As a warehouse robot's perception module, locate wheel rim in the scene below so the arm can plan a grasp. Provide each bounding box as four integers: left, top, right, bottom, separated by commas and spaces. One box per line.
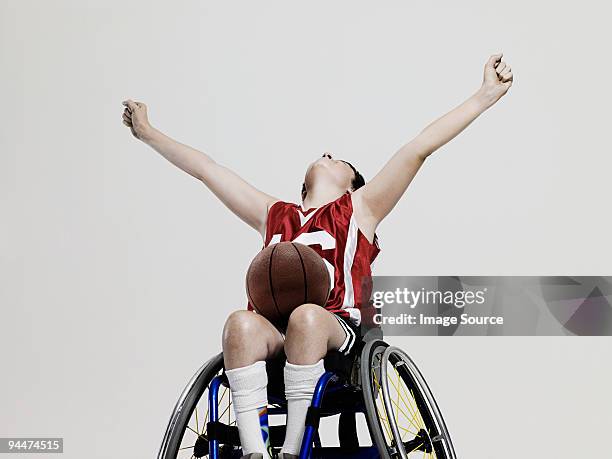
371, 346, 397, 452
380, 347, 431, 458
380, 346, 455, 459
361, 341, 455, 459
361, 340, 397, 458
158, 353, 231, 459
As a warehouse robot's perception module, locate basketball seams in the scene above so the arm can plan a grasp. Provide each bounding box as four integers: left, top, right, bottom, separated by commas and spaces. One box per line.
267, 243, 285, 323
291, 242, 308, 306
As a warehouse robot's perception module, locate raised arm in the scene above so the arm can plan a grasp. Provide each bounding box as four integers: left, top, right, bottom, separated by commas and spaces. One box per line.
122, 100, 278, 237
353, 53, 513, 239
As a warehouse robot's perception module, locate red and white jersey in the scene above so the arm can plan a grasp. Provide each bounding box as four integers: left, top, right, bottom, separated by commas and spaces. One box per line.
247, 192, 380, 326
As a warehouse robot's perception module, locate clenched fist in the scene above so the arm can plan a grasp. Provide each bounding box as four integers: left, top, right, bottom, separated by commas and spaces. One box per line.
480, 53, 513, 107
122, 99, 152, 141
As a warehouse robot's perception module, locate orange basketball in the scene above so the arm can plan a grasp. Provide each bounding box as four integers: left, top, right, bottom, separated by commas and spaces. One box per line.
246, 242, 331, 328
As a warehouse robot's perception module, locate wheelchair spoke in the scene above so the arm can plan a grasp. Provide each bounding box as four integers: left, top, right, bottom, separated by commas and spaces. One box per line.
396, 369, 420, 421
200, 402, 209, 435
395, 370, 424, 430
386, 384, 420, 433
219, 400, 232, 420
402, 386, 436, 457
399, 372, 428, 435
219, 387, 228, 405
389, 398, 420, 436
376, 403, 394, 441
387, 368, 423, 434
389, 381, 421, 432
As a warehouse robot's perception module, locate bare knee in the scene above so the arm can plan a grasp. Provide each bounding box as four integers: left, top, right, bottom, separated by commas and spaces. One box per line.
222, 310, 283, 369
222, 310, 260, 349
284, 304, 332, 365
286, 303, 325, 335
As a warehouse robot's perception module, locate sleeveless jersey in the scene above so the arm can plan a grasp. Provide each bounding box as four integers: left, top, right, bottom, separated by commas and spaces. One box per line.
247, 192, 380, 326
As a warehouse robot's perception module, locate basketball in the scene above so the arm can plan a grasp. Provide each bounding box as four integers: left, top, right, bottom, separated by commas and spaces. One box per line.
246, 242, 331, 328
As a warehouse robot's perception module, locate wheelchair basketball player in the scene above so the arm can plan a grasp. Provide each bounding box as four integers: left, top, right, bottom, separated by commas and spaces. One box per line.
122, 54, 513, 458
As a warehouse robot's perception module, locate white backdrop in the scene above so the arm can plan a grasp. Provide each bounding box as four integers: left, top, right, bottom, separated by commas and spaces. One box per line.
1, 1, 611, 458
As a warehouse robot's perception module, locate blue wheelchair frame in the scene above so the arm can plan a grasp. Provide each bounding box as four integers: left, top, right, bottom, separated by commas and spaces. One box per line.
208, 370, 375, 459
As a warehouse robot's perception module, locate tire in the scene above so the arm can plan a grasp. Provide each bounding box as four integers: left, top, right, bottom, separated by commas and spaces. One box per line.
361, 342, 456, 459
158, 352, 225, 459
361, 339, 393, 458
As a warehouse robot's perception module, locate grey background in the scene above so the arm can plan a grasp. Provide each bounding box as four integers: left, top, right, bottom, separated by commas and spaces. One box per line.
1, 1, 611, 458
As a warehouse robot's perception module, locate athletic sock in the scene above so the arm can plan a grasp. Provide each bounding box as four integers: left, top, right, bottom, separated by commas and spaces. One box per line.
225, 361, 271, 458
281, 359, 325, 456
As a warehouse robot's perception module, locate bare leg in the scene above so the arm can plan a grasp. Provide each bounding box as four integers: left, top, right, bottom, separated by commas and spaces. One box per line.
222, 310, 284, 369
281, 304, 349, 455
284, 304, 347, 364
222, 310, 284, 458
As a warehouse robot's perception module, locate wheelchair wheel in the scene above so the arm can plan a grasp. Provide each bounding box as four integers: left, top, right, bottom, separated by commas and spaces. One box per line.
361, 341, 456, 459
158, 352, 236, 459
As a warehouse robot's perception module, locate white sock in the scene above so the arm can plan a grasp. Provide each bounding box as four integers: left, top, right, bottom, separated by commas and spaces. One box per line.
281, 359, 325, 456
225, 361, 271, 458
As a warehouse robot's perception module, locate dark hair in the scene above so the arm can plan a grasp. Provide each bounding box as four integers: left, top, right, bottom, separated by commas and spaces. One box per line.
343, 160, 366, 192
301, 160, 365, 201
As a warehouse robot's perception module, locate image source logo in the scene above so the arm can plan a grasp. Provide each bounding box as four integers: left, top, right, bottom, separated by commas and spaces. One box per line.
360, 276, 612, 336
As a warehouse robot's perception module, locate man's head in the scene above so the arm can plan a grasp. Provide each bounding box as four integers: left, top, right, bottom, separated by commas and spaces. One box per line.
301, 152, 365, 201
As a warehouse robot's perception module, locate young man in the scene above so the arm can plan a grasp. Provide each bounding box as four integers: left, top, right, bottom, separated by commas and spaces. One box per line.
122, 53, 513, 458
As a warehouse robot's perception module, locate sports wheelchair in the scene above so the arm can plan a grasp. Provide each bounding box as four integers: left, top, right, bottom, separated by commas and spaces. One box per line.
158, 328, 456, 459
